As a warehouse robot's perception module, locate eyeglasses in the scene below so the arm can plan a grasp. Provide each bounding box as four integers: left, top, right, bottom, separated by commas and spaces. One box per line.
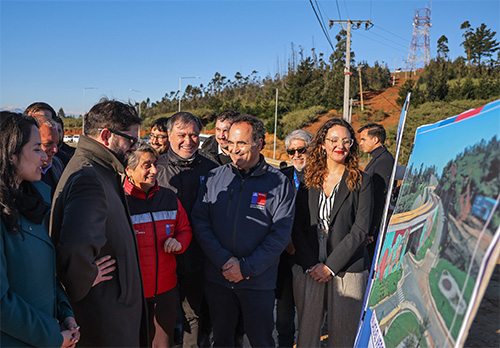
325, 137, 353, 148
286, 147, 307, 156
149, 133, 168, 141
108, 129, 138, 147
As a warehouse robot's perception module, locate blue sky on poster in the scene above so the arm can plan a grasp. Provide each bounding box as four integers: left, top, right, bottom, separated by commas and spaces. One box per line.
408, 105, 500, 175
1, 0, 499, 115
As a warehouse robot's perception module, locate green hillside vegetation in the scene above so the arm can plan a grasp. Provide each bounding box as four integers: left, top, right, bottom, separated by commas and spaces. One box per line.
64, 22, 499, 162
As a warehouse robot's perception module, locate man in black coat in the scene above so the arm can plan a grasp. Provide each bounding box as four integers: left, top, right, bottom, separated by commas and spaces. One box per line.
358, 123, 395, 261
50, 99, 147, 347
156, 112, 217, 347
200, 110, 239, 165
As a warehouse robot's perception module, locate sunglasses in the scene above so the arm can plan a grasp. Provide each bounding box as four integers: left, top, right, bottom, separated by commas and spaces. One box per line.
286, 147, 307, 156
108, 129, 138, 147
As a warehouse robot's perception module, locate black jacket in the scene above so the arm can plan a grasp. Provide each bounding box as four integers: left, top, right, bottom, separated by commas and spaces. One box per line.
364, 146, 394, 238
156, 148, 218, 275
200, 135, 232, 165
292, 170, 373, 274
50, 135, 147, 348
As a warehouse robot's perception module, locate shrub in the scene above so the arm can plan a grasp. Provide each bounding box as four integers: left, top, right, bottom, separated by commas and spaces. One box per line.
281, 105, 327, 135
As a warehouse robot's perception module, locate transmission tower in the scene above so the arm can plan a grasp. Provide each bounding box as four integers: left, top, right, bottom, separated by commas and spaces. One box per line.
407, 8, 431, 73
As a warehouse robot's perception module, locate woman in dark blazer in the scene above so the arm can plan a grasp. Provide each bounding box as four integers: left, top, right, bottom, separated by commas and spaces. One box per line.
0, 112, 80, 347
292, 118, 373, 347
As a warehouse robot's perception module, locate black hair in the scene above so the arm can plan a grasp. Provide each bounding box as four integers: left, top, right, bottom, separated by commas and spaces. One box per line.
150, 117, 169, 133
231, 114, 266, 148
84, 98, 142, 137
358, 123, 386, 144
0, 112, 39, 233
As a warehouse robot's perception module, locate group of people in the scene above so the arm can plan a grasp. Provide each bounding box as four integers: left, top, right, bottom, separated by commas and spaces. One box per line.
0, 98, 395, 348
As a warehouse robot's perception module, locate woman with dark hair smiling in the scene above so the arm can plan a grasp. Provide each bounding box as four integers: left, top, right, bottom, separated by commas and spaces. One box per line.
0, 112, 80, 347
292, 118, 373, 347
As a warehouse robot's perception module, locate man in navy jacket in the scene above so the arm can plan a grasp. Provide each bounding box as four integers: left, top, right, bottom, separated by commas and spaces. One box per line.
192, 114, 295, 348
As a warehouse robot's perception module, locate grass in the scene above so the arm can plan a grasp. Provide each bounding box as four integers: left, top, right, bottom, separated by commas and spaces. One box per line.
428, 258, 476, 339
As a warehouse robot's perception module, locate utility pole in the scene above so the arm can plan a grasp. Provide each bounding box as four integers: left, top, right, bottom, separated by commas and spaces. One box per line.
357, 64, 365, 111
329, 19, 372, 121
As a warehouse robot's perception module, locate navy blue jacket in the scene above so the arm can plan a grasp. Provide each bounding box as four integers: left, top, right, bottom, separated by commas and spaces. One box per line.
191, 156, 296, 290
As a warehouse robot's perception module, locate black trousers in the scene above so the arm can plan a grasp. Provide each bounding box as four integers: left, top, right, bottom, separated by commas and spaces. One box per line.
146, 288, 176, 347
205, 281, 275, 348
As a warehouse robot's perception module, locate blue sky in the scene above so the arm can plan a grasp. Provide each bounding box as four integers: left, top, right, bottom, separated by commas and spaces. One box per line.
1, 0, 499, 115
408, 102, 500, 175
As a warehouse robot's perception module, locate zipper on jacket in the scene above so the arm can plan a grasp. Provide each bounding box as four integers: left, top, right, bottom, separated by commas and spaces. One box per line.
226, 189, 234, 218
232, 180, 245, 255
149, 209, 159, 296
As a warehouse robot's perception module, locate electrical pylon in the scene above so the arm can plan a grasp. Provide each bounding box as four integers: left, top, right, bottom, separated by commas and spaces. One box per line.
407, 8, 431, 73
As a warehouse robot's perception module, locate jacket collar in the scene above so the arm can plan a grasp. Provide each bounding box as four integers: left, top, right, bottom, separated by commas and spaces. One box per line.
230, 154, 268, 178
76, 135, 125, 174
124, 177, 159, 199
309, 170, 350, 227
166, 147, 200, 168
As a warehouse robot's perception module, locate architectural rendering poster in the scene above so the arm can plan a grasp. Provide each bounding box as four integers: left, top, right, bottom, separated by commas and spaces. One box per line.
355, 99, 500, 348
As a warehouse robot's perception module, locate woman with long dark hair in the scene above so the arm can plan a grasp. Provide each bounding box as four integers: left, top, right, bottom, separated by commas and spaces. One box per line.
292, 118, 373, 347
0, 112, 80, 347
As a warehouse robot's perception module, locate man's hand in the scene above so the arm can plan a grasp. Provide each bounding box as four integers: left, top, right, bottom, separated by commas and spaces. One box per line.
222, 257, 248, 283
164, 237, 182, 253
309, 263, 333, 283
285, 239, 295, 255
60, 317, 80, 348
92, 255, 116, 287
366, 235, 374, 245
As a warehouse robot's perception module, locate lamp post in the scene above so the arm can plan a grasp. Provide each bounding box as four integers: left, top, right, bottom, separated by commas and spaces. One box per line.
273, 88, 278, 160
82, 87, 97, 135
130, 89, 142, 117
178, 76, 200, 112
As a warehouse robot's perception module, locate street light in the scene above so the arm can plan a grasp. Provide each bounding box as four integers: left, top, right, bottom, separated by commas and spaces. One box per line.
130, 89, 142, 118
82, 87, 97, 135
178, 76, 200, 112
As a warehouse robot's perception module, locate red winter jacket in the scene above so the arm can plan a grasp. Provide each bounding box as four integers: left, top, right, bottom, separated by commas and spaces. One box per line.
124, 179, 192, 298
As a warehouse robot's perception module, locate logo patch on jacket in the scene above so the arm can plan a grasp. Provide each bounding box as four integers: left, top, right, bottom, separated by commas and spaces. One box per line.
250, 192, 267, 210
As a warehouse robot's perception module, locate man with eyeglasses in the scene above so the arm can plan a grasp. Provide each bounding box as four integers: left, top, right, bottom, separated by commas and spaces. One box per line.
358, 123, 395, 261
200, 110, 239, 165
50, 98, 147, 347
149, 117, 170, 155
156, 112, 218, 348
274, 129, 313, 347
192, 114, 295, 348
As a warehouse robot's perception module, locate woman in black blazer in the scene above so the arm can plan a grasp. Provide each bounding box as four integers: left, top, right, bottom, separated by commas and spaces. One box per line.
292, 118, 373, 347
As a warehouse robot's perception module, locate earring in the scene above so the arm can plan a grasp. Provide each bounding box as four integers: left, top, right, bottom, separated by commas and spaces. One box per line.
322, 149, 326, 156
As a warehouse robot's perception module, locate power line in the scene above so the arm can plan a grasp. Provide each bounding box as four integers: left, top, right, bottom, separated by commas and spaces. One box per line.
342, 0, 350, 19
309, 0, 335, 51
352, 30, 409, 55
373, 24, 409, 43
361, 29, 409, 50
335, 0, 342, 20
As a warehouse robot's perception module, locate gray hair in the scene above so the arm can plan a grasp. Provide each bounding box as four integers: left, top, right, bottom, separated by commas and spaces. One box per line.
167, 112, 202, 134
126, 142, 159, 170
284, 129, 313, 149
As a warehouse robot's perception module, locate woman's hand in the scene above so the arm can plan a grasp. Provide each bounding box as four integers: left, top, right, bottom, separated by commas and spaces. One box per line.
60, 316, 80, 348
92, 255, 116, 287
164, 238, 182, 253
309, 263, 333, 283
